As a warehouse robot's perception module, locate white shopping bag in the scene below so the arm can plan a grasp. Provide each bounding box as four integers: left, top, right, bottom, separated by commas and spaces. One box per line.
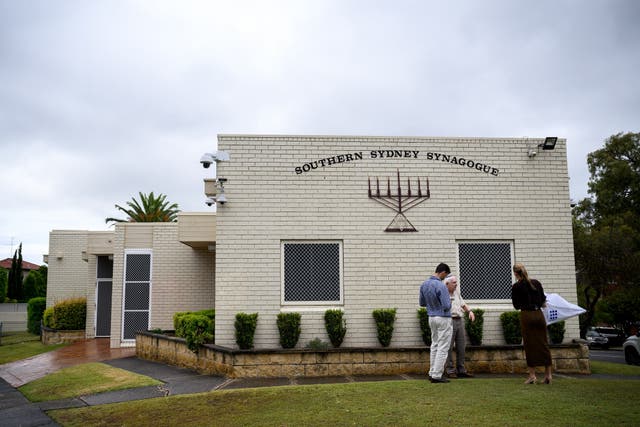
543, 293, 586, 325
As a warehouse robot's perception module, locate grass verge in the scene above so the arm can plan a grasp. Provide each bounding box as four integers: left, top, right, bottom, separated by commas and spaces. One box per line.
48, 377, 639, 426
19, 362, 162, 402
0, 332, 66, 364
590, 360, 640, 375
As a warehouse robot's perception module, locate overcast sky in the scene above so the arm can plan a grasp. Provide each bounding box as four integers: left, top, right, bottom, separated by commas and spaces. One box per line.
1, 0, 639, 264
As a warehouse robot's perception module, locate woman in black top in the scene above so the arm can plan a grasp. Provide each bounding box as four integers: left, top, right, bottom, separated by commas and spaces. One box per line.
511, 263, 552, 384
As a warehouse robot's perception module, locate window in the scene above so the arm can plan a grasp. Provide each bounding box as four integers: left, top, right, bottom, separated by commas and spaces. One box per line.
282, 241, 342, 305
122, 251, 152, 340
457, 242, 513, 300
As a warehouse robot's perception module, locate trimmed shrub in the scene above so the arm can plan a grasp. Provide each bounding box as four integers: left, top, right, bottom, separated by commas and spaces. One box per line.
235, 312, 259, 349
180, 313, 214, 353
372, 308, 397, 347
43, 307, 54, 328
27, 297, 47, 335
46, 297, 86, 330
417, 308, 431, 346
548, 321, 566, 344
500, 311, 522, 344
324, 309, 347, 348
173, 312, 189, 337
466, 308, 484, 345
277, 312, 301, 349
307, 338, 329, 351
174, 309, 215, 342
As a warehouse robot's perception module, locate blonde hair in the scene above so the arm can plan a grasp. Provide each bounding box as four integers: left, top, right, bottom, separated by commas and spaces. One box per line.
513, 263, 535, 290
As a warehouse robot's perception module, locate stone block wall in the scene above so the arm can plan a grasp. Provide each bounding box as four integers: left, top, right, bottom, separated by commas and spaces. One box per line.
136, 331, 590, 379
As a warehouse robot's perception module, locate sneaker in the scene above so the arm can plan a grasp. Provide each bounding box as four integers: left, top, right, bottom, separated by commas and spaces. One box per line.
445, 371, 457, 378
430, 377, 450, 383
457, 372, 474, 378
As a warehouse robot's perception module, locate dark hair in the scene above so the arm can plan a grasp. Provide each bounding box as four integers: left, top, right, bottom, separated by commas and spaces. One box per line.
435, 263, 451, 274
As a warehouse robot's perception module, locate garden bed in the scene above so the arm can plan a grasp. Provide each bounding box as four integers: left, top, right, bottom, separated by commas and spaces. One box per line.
41, 325, 85, 345
136, 331, 590, 378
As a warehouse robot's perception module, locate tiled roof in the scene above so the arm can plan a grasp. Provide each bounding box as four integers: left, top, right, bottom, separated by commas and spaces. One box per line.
0, 258, 42, 270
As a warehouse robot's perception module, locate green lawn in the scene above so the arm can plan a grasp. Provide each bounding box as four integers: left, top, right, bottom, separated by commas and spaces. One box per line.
49, 376, 640, 426
3, 334, 636, 427
0, 332, 66, 364
19, 362, 162, 402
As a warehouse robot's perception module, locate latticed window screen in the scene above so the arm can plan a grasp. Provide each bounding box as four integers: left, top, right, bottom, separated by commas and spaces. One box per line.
283, 242, 341, 302
458, 242, 513, 300
123, 252, 151, 340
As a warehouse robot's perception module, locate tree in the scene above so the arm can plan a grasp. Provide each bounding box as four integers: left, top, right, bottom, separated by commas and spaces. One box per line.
573, 132, 640, 336
37, 265, 48, 288
573, 217, 640, 336
0, 268, 8, 302
7, 243, 24, 301
586, 132, 640, 239
23, 269, 46, 301
105, 192, 180, 225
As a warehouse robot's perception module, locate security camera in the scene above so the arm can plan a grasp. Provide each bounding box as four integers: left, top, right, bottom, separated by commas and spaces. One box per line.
205, 196, 216, 206
200, 150, 230, 168
200, 153, 215, 169
216, 193, 227, 205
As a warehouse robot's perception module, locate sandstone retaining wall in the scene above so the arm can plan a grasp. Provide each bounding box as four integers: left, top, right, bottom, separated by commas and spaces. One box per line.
136, 331, 590, 378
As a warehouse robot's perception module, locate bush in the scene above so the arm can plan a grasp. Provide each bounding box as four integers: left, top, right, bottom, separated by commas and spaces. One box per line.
179, 313, 214, 353
173, 312, 189, 337
174, 309, 215, 342
23, 270, 46, 301
44, 297, 86, 330
277, 312, 302, 349
548, 321, 566, 344
466, 308, 484, 345
324, 309, 347, 348
0, 269, 8, 302
417, 308, 431, 346
500, 311, 522, 344
235, 312, 259, 349
27, 297, 47, 335
43, 307, 54, 328
372, 308, 396, 347
306, 337, 329, 351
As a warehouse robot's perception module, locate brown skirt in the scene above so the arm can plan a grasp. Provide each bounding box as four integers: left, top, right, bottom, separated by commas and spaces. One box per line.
520, 310, 552, 367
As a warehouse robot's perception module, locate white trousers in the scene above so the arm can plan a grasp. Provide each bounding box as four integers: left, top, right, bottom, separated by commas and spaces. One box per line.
428, 316, 453, 379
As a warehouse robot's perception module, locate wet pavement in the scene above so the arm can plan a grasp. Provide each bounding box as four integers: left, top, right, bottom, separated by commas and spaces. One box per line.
0, 338, 135, 387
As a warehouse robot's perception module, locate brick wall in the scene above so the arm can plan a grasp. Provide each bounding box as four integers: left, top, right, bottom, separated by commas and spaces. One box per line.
214, 135, 578, 349
110, 223, 215, 348
47, 230, 90, 309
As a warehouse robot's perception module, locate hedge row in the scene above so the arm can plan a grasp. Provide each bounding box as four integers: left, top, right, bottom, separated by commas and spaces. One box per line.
42, 297, 87, 330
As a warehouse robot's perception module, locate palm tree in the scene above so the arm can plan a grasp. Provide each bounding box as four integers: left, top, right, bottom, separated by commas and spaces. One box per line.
105, 192, 180, 225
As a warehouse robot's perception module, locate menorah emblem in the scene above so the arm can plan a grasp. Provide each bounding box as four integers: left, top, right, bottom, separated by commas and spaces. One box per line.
368, 169, 431, 232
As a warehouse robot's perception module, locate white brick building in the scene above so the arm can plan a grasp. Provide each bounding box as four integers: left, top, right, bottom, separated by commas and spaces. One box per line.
212, 135, 578, 348
47, 216, 215, 348
47, 134, 578, 349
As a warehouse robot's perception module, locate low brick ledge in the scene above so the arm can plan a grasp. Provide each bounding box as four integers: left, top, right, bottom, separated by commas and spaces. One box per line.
135, 331, 590, 378
41, 326, 86, 345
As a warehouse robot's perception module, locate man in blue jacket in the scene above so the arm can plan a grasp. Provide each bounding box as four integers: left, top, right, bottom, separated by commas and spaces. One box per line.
419, 263, 453, 383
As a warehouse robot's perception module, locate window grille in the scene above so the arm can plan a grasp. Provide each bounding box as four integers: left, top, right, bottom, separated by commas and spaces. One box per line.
283, 242, 341, 303
458, 242, 513, 300
122, 251, 151, 340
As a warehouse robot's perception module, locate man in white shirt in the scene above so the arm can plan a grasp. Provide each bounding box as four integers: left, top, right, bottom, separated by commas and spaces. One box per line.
444, 275, 475, 378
